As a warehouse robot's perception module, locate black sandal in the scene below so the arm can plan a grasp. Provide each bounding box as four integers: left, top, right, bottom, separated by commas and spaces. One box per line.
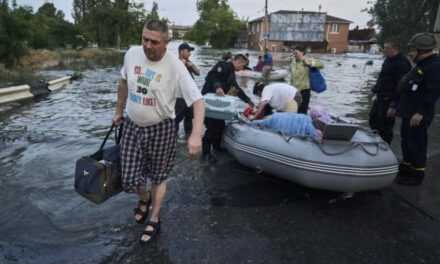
140, 220, 161, 244
134, 194, 151, 224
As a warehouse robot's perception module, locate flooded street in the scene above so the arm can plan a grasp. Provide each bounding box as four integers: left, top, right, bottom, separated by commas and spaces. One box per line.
1, 42, 440, 264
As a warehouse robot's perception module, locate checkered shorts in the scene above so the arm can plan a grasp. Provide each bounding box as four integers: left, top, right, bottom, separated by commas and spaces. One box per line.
120, 118, 177, 192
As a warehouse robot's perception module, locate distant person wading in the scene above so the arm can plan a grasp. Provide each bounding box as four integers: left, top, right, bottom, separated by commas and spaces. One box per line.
290, 46, 324, 114
112, 20, 205, 244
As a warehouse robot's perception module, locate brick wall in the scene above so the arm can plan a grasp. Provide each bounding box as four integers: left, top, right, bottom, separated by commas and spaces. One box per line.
248, 19, 351, 53
325, 23, 350, 53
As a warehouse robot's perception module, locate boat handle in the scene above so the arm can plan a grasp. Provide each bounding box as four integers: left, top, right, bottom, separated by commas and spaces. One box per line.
318, 142, 383, 156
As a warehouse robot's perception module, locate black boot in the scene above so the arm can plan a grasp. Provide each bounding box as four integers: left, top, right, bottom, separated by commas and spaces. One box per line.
202, 138, 211, 161
208, 151, 218, 164
396, 167, 425, 186
396, 162, 411, 180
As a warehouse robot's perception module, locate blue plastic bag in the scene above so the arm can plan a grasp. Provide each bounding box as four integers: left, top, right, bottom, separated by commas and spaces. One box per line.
309, 68, 327, 93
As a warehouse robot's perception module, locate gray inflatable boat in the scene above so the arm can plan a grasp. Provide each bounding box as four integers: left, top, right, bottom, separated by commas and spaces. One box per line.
223, 122, 398, 192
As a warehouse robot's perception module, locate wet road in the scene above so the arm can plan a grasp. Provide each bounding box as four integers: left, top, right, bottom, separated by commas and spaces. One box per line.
103, 152, 440, 264
1, 42, 440, 263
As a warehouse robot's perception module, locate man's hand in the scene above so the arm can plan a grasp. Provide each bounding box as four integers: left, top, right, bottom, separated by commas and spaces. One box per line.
216, 88, 225, 96
246, 102, 255, 108
410, 113, 423, 127
387, 107, 397, 118
112, 114, 124, 126
187, 133, 202, 159
188, 99, 204, 159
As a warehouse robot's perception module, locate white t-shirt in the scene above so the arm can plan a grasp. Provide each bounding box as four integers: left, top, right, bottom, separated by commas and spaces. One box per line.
261, 83, 298, 111
121, 46, 202, 127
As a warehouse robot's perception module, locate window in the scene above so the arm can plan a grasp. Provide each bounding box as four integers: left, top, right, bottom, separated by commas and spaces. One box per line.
330, 23, 340, 33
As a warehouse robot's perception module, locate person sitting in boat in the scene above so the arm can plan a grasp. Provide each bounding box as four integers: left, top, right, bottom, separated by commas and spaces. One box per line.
309, 105, 333, 131
254, 56, 264, 72
252, 112, 322, 141
252, 82, 302, 119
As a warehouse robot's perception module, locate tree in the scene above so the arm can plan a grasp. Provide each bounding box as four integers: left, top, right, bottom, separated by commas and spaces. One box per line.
186, 0, 246, 48
0, 0, 8, 10
121, 1, 147, 46
146, 1, 159, 21
37, 2, 57, 17
29, 3, 77, 49
72, 0, 158, 48
366, 0, 438, 50
0, 3, 29, 66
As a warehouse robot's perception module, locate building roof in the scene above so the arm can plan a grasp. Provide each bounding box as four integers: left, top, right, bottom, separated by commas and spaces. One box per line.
348, 28, 376, 41
249, 10, 352, 24
325, 15, 352, 24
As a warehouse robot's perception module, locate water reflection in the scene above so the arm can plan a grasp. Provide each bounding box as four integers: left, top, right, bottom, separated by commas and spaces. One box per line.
0, 41, 383, 263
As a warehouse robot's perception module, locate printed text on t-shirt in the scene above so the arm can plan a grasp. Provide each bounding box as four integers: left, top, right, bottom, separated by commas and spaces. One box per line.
130, 65, 158, 106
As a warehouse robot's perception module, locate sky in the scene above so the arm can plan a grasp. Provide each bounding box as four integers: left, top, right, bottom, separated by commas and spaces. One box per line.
16, 0, 372, 28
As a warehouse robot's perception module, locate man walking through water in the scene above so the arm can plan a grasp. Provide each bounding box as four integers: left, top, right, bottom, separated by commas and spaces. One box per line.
113, 19, 205, 243
369, 40, 411, 144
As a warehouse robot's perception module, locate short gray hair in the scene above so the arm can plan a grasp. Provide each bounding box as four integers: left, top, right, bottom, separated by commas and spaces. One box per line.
144, 20, 169, 40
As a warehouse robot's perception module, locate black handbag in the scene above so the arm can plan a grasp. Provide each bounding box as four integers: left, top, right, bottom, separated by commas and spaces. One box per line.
74, 124, 123, 204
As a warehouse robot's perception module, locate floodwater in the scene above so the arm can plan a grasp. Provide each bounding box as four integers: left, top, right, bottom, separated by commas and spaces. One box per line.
3, 41, 430, 264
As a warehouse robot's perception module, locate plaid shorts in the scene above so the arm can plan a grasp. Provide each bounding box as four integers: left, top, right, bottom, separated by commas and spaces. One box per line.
120, 118, 177, 192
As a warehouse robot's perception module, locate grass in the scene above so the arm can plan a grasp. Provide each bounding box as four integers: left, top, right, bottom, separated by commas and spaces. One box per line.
0, 48, 124, 87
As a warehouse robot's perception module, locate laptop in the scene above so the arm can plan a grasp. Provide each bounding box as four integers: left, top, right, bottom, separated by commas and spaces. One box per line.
321, 122, 359, 141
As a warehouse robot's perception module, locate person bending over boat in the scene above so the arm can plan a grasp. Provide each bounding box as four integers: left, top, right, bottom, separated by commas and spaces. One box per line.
252, 82, 302, 119
201, 54, 254, 163
290, 46, 324, 114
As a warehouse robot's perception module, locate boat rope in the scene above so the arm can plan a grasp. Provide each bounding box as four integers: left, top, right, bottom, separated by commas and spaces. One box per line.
317, 141, 388, 157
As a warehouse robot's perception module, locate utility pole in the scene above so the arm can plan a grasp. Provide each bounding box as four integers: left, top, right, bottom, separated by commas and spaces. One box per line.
264, 0, 268, 51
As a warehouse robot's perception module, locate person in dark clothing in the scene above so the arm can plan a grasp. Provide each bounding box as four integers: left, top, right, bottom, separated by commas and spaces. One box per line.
222, 52, 232, 62
262, 48, 274, 81
243, 53, 252, 71
175, 43, 200, 139
254, 56, 264, 72
201, 54, 254, 162
395, 33, 440, 186
369, 40, 412, 144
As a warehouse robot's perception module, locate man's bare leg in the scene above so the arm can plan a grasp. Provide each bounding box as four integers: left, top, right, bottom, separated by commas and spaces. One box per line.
141, 182, 167, 241
135, 186, 151, 222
